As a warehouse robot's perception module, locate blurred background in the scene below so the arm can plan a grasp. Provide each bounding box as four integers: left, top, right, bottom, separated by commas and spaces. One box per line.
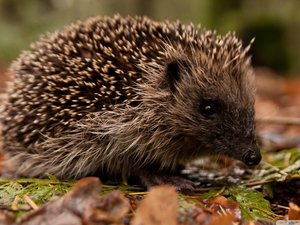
0, 0, 300, 75
0, 0, 299, 144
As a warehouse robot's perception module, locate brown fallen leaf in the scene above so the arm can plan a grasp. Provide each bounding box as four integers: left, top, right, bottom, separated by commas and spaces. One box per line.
178, 201, 237, 225
208, 195, 241, 220
0, 210, 15, 225
15, 177, 130, 225
132, 185, 178, 225
209, 214, 235, 225
91, 191, 130, 224
183, 206, 216, 225
288, 202, 300, 220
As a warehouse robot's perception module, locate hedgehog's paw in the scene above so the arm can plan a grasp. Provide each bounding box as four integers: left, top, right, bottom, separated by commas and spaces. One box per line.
138, 171, 195, 194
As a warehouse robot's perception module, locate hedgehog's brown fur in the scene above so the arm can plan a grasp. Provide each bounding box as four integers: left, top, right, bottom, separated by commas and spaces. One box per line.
0, 15, 261, 184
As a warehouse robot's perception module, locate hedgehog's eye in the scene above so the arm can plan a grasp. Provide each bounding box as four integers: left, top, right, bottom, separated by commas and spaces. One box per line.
200, 100, 218, 118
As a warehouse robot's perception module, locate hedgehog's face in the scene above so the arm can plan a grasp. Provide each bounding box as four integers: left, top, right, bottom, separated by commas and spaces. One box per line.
162, 57, 261, 166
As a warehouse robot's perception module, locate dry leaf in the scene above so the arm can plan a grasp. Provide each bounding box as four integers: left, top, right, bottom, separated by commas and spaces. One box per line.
15, 177, 130, 225
288, 202, 300, 220
132, 185, 178, 225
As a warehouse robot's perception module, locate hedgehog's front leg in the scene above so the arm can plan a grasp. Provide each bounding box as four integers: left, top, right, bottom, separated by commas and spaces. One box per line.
137, 170, 195, 193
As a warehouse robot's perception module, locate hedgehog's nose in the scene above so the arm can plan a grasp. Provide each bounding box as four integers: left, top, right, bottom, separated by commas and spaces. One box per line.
243, 146, 261, 166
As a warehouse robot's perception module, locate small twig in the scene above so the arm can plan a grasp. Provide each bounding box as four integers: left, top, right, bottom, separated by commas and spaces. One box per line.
128, 192, 148, 195
250, 205, 285, 219
219, 205, 228, 216
276, 204, 289, 210
256, 116, 300, 126
23, 195, 38, 210
244, 179, 274, 187
215, 187, 226, 196
11, 196, 20, 211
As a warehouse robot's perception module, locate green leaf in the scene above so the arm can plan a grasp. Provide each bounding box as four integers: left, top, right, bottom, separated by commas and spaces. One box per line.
226, 186, 272, 220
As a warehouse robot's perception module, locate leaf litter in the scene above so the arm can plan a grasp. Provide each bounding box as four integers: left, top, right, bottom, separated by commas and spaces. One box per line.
0, 70, 299, 224
0, 152, 298, 225
0, 143, 299, 224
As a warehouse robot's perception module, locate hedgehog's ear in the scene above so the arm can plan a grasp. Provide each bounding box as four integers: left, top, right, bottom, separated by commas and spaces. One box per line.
165, 58, 189, 92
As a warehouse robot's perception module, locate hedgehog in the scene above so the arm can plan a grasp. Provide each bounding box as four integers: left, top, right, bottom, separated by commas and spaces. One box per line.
0, 15, 261, 190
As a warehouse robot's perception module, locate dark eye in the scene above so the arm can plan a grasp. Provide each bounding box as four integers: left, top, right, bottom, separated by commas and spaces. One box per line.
200, 100, 218, 118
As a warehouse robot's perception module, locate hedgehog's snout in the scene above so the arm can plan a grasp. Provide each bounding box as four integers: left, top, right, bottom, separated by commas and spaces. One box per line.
242, 146, 261, 166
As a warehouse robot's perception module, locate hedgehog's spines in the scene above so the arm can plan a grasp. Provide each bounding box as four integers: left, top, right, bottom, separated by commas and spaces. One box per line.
1, 15, 256, 179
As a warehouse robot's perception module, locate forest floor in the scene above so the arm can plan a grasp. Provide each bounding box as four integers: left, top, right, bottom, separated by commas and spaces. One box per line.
0, 66, 299, 225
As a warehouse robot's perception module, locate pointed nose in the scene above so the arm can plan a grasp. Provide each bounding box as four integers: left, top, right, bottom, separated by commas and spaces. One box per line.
243, 146, 261, 166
